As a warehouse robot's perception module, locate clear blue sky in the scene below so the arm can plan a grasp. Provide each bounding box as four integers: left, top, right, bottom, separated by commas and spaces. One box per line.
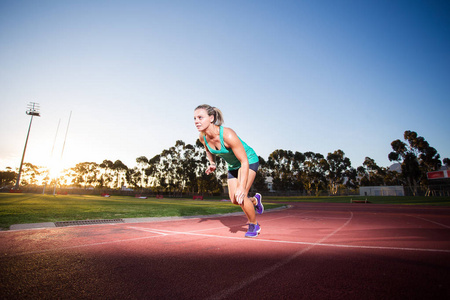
1, 0, 449, 172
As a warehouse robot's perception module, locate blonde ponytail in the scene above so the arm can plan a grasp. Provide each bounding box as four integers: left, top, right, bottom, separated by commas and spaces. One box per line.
195, 104, 224, 126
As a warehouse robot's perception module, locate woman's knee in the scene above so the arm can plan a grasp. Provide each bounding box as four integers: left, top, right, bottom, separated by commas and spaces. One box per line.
229, 195, 239, 205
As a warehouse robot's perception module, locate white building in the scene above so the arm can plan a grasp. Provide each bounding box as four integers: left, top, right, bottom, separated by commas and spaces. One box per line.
359, 186, 404, 196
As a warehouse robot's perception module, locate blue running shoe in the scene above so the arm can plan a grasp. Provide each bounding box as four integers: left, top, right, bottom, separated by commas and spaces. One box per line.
254, 193, 264, 214
245, 223, 261, 238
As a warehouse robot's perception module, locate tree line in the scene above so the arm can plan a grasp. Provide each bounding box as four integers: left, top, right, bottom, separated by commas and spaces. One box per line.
1, 130, 448, 196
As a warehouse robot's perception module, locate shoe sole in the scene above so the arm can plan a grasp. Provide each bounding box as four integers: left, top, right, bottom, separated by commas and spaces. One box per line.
245, 225, 261, 238
255, 193, 264, 214
245, 232, 260, 238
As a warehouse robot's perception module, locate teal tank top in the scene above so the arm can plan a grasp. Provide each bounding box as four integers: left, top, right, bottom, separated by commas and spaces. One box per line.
204, 126, 259, 170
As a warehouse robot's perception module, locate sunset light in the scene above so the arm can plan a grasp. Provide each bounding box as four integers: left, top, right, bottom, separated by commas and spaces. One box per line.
0, 2, 449, 299
0, 0, 449, 191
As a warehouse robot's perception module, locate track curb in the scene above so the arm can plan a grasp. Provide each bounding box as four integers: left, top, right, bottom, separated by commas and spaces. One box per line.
8, 205, 289, 231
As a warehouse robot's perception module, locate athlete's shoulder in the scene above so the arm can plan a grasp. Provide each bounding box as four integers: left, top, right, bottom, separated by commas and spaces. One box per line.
222, 127, 241, 148
222, 127, 238, 138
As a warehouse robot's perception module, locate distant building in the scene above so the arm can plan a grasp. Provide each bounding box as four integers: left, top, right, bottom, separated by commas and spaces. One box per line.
360, 186, 404, 196
266, 176, 274, 192
427, 169, 450, 180
426, 167, 450, 196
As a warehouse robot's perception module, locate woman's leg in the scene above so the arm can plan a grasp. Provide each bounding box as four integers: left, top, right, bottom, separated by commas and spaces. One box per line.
227, 178, 239, 205
228, 169, 258, 224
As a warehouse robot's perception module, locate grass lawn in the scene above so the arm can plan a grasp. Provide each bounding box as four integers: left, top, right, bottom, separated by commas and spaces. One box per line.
0, 193, 283, 230
1, 193, 449, 230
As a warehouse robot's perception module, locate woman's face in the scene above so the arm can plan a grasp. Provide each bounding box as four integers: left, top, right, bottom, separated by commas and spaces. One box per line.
194, 108, 214, 131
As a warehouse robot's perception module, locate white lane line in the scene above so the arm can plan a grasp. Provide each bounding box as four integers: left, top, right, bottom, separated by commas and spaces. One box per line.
206, 211, 354, 300
1, 232, 174, 258
5, 212, 449, 259
126, 226, 169, 235
192, 210, 349, 233
146, 228, 450, 253
406, 215, 450, 229
311, 242, 450, 253
186, 214, 307, 233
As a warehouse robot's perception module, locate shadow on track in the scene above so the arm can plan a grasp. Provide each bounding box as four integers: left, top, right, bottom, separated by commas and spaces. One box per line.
198, 215, 248, 233
177, 206, 248, 233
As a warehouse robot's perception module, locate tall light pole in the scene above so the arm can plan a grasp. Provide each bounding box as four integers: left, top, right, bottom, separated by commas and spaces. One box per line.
13, 102, 40, 191
53, 111, 72, 196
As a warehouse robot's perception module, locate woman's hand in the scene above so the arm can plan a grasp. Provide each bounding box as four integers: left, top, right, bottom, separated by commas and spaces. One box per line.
205, 163, 216, 175
234, 186, 246, 204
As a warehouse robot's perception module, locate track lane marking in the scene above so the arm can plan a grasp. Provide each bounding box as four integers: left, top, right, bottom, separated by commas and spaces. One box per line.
206, 211, 354, 300
1, 231, 176, 258
406, 215, 450, 229
4, 211, 449, 258
136, 228, 450, 253
125, 226, 169, 235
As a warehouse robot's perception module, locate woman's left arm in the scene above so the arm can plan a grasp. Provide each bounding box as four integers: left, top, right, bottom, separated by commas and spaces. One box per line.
223, 128, 249, 204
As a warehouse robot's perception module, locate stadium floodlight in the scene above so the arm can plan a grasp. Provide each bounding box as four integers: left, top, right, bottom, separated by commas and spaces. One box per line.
13, 102, 41, 190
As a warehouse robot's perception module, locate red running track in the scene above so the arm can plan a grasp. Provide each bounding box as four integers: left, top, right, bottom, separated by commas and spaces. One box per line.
1, 203, 449, 299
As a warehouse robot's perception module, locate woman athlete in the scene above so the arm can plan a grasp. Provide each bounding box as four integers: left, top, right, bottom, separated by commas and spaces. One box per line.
194, 104, 264, 237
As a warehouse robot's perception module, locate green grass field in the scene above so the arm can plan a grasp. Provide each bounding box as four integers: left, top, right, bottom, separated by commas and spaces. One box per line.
0, 193, 283, 230
0, 193, 449, 230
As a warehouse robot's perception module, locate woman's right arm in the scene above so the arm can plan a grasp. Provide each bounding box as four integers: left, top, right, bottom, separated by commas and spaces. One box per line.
199, 134, 216, 174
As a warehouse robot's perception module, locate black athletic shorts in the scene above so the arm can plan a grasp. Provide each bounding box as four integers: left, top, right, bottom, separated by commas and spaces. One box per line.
227, 162, 260, 179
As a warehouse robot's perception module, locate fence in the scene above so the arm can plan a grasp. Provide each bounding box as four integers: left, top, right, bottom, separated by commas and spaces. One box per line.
6, 185, 450, 197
